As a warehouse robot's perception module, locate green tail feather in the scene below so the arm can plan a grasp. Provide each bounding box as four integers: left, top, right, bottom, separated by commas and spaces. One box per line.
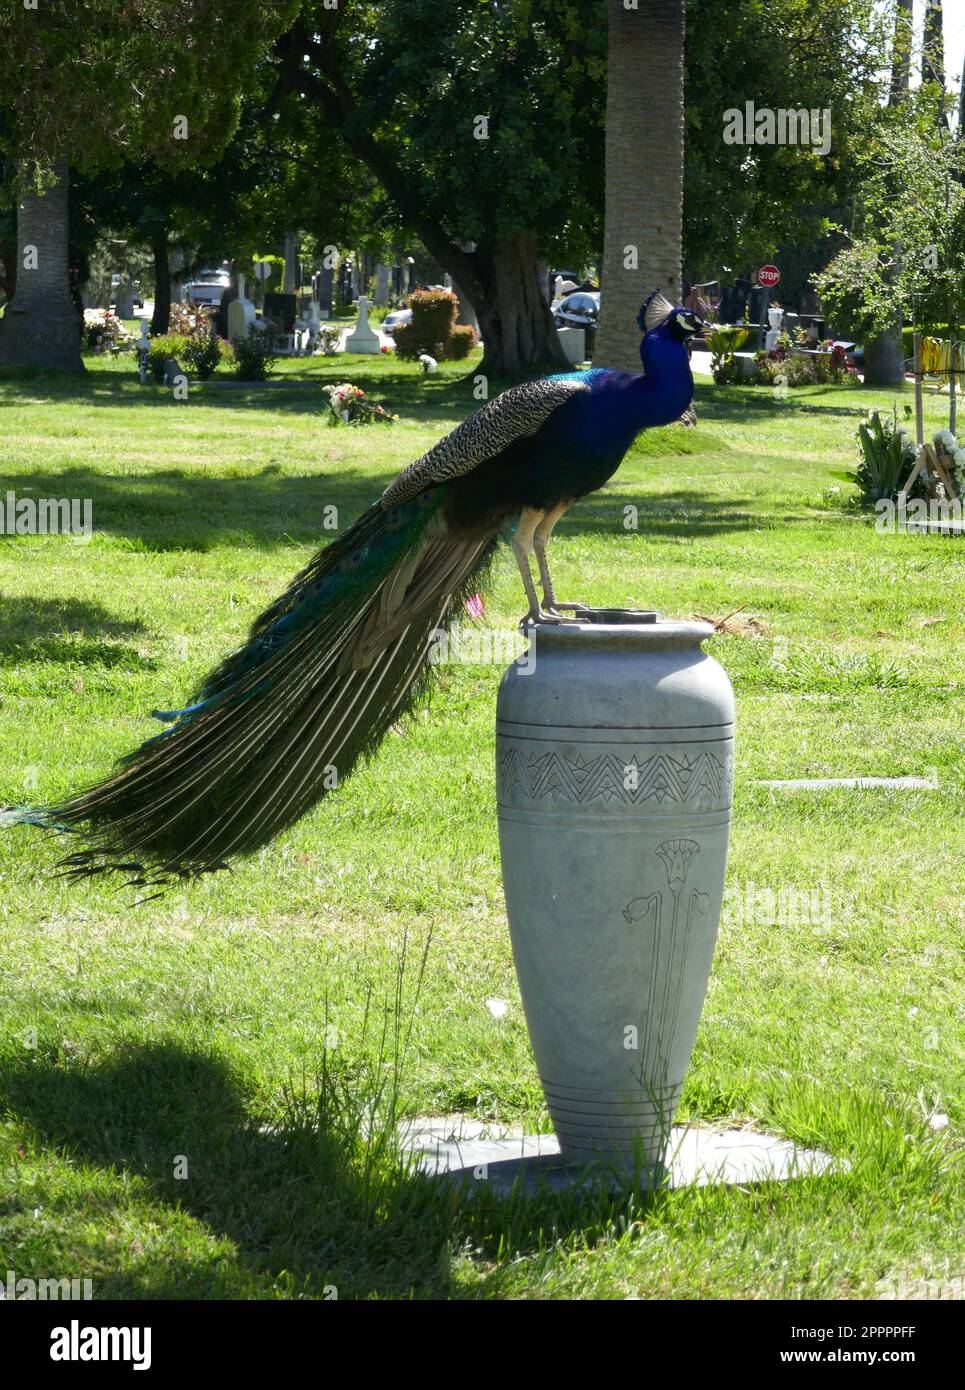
7, 493, 498, 890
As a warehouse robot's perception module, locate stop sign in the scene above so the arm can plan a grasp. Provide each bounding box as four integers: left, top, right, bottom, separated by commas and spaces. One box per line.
758, 264, 781, 289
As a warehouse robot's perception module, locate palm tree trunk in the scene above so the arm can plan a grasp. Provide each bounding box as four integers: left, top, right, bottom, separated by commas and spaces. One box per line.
0, 159, 84, 373
594, 0, 685, 370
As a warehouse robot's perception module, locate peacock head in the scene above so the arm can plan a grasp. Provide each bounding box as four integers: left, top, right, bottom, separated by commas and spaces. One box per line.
637, 291, 707, 344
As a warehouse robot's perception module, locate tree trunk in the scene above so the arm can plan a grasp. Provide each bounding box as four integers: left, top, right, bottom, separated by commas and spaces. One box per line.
151, 234, 171, 336
0, 237, 15, 301
468, 231, 567, 377
863, 330, 905, 386
594, 0, 685, 371
0, 159, 84, 373
888, 0, 913, 106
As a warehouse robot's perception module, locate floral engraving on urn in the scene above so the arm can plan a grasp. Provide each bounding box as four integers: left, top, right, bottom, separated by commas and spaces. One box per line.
620, 839, 712, 1070
497, 746, 728, 808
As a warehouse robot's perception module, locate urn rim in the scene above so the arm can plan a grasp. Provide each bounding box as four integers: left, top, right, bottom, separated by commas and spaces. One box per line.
521, 610, 715, 648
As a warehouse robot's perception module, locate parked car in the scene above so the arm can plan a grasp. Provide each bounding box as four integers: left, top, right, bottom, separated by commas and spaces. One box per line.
552, 290, 600, 329
185, 268, 231, 308
382, 307, 412, 335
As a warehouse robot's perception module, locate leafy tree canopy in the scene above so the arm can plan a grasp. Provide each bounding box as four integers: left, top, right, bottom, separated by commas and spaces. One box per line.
0, 0, 300, 188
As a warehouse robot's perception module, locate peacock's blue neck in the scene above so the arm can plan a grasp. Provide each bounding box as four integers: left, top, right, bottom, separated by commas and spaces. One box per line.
608, 333, 695, 436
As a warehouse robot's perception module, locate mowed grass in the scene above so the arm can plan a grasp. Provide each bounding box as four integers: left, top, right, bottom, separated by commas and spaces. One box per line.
0, 350, 962, 1300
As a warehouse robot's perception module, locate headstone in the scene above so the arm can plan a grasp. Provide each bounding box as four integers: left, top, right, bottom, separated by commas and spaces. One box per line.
343, 295, 381, 354
114, 281, 135, 318
557, 326, 586, 366
227, 275, 256, 341
374, 264, 390, 306
136, 323, 151, 384
263, 292, 297, 333
283, 233, 297, 293
451, 279, 478, 333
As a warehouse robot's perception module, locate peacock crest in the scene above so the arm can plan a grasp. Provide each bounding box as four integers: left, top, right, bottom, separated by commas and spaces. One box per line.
638, 290, 675, 335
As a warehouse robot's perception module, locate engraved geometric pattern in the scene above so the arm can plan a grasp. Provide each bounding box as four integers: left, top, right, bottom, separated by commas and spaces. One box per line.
497, 745, 728, 809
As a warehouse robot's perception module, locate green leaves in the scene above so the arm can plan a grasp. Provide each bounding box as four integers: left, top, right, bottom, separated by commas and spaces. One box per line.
0, 1, 300, 177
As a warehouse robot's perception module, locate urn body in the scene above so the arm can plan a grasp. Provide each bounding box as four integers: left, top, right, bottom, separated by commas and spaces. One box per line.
496, 613, 734, 1166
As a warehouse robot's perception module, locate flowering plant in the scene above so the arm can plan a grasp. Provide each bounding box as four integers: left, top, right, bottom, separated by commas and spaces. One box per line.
323, 382, 398, 426
83, 308, 128, 353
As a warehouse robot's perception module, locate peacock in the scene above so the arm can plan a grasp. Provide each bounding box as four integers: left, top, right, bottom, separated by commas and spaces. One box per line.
5, 291, 705, 890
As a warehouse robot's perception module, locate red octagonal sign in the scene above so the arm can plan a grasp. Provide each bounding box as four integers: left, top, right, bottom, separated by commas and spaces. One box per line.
758, 264, 781, 289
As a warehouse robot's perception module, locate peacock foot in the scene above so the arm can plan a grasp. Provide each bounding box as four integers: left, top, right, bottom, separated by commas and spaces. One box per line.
545, 601, 590, 617
519, 602, 589, 627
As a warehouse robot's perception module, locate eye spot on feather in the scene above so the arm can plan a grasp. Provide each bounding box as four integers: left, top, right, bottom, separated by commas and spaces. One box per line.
340, 547, 369, 573
385, 507, 407, 530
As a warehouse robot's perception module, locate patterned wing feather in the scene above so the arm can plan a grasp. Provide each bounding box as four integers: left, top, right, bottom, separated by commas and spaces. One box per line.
380, 376, 590, 509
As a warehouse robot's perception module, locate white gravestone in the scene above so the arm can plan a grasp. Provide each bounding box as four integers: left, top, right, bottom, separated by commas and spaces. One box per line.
227, 276, 256, 341
557, 326, 586, 366
344, 295, 381, 354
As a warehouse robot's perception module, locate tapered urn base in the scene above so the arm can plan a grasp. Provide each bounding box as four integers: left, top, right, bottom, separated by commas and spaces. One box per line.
496, 611, 734, 1168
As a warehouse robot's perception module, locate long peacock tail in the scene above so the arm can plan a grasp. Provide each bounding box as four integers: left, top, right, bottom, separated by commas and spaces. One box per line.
8, 490, 497, 891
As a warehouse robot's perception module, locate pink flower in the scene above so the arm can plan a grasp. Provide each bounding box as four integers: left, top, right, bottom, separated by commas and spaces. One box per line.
465, 593, 485, 619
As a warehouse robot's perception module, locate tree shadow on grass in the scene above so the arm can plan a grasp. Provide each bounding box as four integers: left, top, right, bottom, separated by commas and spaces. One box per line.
0, 467, 399, 551
564, 488, 763, 541
1, 472, 766, 553
0, 595, 152, 670
1, 1041, 668, 1300
0, 362, 483, 424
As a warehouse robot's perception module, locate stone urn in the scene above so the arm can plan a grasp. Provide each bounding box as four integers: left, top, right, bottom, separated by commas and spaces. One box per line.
496, 611, 734, 1169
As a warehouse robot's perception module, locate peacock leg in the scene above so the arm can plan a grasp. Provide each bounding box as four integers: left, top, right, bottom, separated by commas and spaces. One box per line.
513, 506, 553, 623
534, 501, 586, 616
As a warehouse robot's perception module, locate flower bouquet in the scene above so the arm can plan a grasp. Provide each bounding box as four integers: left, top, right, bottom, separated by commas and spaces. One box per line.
323, 382, 398, 426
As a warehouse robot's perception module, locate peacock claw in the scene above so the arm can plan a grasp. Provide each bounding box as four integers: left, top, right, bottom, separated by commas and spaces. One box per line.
546, 602, 590, 616
519, 603, 588, 627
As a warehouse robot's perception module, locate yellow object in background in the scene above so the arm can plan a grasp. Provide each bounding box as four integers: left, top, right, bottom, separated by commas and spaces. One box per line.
919, 336, 963, 384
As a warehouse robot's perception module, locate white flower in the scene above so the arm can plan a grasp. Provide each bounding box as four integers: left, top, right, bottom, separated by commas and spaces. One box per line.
486, 998, 509, 1019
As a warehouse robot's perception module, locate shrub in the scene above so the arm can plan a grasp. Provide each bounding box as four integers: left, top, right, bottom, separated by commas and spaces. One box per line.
167, 301, 211, 336
182, 333, 222, 380
393, 289, 473, 360
145, 333, 190, 382
448, 324, 477, 360
755, 338, 858, 388
230, 326, 275, 381
391, 323, 418, 358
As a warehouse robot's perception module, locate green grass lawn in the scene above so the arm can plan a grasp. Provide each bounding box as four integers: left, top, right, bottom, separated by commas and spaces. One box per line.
0, 351, 962, 1300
